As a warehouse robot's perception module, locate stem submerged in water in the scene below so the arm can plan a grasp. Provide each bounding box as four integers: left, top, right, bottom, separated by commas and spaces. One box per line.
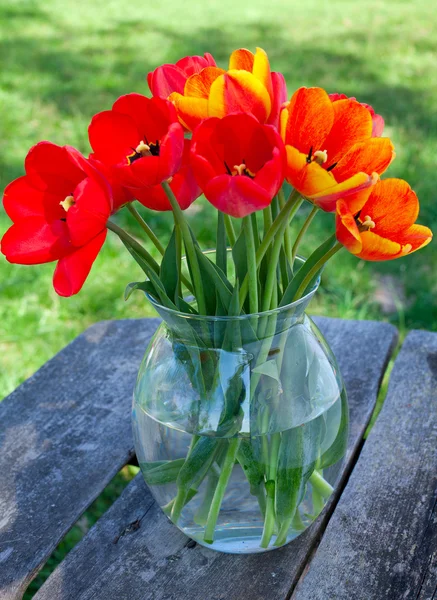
204, 438, 240, 544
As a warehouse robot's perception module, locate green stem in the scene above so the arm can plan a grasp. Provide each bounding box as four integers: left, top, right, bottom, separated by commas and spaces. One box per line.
239, 190, 302, 310
224, 214, 236, 246
309, 469, 334, 498
260, 214, 292, 312
243, 215, 258, 314
260, 432, 281, 548
127, 203, 165, 255
263, 205, 273, 240
278, 188, 293, 265
293, 242, 343, 301
107, 220, 160, 273
175, 223, 182, 300
204, 438, 240, 544
162, 182, 207, 314
291, 206, 319, 266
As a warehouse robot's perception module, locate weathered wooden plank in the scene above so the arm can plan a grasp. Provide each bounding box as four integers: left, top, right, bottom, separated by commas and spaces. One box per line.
34, 318, 397, 600
292, 330, 437, 600
0, 318, 160, 600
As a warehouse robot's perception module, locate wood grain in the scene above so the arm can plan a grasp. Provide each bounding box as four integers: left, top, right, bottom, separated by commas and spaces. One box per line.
292, 330, 437, 600
0, 319, 160, 600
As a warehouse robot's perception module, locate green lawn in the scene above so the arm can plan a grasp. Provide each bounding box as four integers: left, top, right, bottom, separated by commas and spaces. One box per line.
1, 0, 436, 593
1, 0, 437, 399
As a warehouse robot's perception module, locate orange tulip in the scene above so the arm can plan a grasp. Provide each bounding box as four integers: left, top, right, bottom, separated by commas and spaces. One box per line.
166, 47, 286, 131
329, 93, 385, 137
336, 178, 432, 260
281, 87, 395, 212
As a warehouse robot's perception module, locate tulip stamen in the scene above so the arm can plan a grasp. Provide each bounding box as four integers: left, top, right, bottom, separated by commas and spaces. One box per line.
357, 213, 376, 232
313, 150, 328, 165
136, 140, 151, 154
306, 146, 313, 164
231, 163, 256, 179
326, 162, 337, 172
224, 161, 232, 175
60, 195, 75, 212
127, 139, 160, 165
233, 163, 247, 176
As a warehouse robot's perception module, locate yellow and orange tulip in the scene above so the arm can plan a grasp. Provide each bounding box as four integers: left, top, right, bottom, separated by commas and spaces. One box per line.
336, 178, 432, 260
281, 87, 395, 212
154, 47, 286, 131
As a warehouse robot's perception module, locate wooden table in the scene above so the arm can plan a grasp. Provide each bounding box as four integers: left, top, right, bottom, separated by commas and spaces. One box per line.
1, 317, 436, 600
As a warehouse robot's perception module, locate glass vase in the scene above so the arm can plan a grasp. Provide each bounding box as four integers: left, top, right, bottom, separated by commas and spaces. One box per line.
132, 269, 348, 554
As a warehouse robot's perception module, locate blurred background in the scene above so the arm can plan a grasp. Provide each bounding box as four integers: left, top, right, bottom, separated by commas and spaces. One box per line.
1, 0, 436, 593
1, 0, 437, 398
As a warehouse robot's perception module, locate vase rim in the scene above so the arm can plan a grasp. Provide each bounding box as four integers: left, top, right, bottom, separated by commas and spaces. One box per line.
147, 254, 320, 322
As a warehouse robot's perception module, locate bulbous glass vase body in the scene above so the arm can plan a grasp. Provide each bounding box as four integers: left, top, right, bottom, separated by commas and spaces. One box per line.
132, 291, 348, 554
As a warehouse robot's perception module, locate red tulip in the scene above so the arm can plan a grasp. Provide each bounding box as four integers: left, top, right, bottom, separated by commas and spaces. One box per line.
1, 142, 112, 296
329, 93, 384, 137
336, 178, 432, 260
129, 139, 201, 211
148, 53, 216, 98
88, 94, 185, 192
190, 113, 285, 217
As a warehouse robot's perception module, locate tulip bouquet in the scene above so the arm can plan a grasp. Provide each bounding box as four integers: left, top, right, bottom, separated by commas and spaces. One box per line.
1, 47, 432, 551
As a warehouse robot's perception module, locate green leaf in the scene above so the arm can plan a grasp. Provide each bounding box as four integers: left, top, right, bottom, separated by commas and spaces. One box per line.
176, 437, 220, 491
140, 459, 185, 485
274, 413, 324, 544
194, 245, 233, 312
237, 438, 264, 492
232, 228, 248, 285
124, 280, 155, 301
160, 227, 179, 304
280, 234, 337, 307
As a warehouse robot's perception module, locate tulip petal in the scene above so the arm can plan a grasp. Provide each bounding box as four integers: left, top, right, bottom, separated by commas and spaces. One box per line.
267, 72, 287, 129
284, 145, 336, 202
205, 174, 271, 217
335, 200, 362, 254
113, 94, 176, 145
396, 224, 433, 252
176, 53, 217, 74
89, 110, 140, 166
3, 176, 64, 222
334, 138, 395, 182
356, 230, 405, 261
88, 158, 132, 210
208, 71, 271, 123
229, 48, 254, 71
309, 172, 378, 213
53, 230, 106, 296
252, 47, 272, 98
282, 87, 334, 154
132, 163, 200, 211
169, 92, 209, 131
184, 67, 226, 98
323, 99, 373, 166
360, 179, 419, 237
148, 64, 187, 97
67, 176, 110, 246
1, 217, 71, 264
25, 142, 85, 196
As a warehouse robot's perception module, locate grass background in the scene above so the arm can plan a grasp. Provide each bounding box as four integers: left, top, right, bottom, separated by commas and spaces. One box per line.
0, 0, 436, 595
